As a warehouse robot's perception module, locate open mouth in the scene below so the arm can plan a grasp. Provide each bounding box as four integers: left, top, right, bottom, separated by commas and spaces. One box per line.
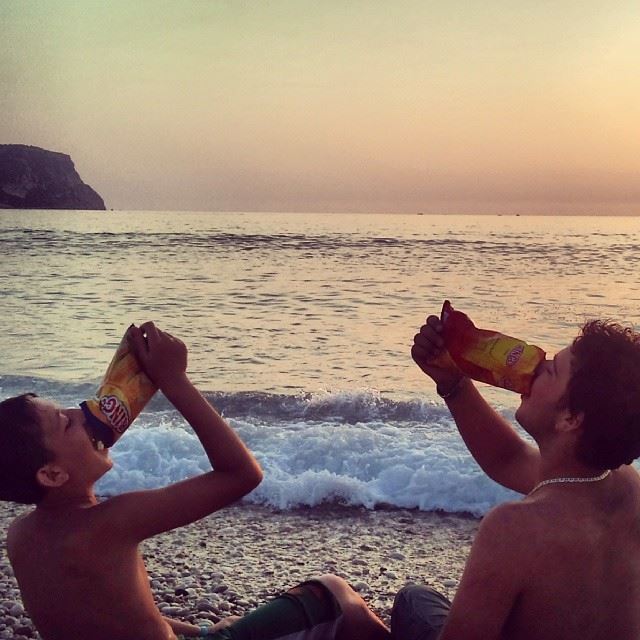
83, 423, 106, 451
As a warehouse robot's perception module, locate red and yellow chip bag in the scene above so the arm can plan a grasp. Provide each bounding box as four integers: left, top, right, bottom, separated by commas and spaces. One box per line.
80, 327, 157, 448
440, 300, 545, 394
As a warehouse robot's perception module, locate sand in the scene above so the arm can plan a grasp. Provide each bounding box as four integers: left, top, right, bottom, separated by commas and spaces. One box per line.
0, 501, 479, 638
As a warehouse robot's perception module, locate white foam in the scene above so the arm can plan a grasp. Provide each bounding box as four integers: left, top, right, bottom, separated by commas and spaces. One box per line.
97, 414, 518, 516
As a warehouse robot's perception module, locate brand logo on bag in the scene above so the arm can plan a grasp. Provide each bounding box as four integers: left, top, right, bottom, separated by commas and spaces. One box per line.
506, 345, 524, 367
100, 395, 131, 432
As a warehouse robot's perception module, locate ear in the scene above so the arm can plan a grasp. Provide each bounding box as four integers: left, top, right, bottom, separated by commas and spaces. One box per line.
36, 464, 69, 489
556, 409, 584, 434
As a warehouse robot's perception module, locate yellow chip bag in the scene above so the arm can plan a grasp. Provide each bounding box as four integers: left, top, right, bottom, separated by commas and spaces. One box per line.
80, 327, 157, 448
440, 300, 545, 394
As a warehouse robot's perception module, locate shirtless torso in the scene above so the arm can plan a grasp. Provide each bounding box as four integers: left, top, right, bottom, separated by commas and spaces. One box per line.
7, 499, 176, 640
441, 465, 640, 640
504, 466, 640, 639
4, 327, 263, 640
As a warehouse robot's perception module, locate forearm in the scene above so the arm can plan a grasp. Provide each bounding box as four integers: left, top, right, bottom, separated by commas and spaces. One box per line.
442, 377, 539, 488
162, 374, 261, 478
163, 615, 240, 637
163, 616, 202, 637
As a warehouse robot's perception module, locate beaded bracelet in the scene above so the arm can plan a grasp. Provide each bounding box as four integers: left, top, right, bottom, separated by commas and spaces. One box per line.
436, 376, 466, 401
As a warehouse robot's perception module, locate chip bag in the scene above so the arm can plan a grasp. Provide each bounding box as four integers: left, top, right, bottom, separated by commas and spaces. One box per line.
80, 326, 157, 448
440, 300, 545, 394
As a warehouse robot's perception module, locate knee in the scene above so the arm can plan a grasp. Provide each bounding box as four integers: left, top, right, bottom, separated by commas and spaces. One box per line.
317, 573, 346, 586
392, 584, 448, 625
393, 584, 423, 611
316, 574, 372, 618
315, 574, 354, 600
391, 583, 450, 639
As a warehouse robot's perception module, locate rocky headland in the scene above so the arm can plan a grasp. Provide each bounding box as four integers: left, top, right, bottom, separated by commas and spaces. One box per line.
0, 144, 105, 210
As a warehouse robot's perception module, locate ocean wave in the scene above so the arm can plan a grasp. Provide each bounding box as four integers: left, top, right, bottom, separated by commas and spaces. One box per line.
0, 375, 451, 423
93, 413, 520, 517
0, 374, 523, 516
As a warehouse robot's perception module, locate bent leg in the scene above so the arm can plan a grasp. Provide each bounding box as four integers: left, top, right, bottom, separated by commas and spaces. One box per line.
206, 577, 354, 640
208, 575, 389, 640
316, 574, 390, 640
390, 584, 451, 640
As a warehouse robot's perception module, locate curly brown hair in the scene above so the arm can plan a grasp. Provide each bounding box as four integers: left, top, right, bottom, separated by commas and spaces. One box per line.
0, 393, 54, 504
563, 321, 640, 470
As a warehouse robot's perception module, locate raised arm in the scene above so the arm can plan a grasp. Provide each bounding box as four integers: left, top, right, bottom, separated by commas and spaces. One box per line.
412, 315, 540, 494
103, 322, 262, 541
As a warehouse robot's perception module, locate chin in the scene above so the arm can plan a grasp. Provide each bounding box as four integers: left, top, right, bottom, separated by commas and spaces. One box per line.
97, 458, 113, 478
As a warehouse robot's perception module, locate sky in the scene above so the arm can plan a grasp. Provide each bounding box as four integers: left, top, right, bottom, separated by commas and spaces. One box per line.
1, 1, 639, 214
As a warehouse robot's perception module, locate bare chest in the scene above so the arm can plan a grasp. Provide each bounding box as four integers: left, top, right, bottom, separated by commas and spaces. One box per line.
8, 518, 159, 638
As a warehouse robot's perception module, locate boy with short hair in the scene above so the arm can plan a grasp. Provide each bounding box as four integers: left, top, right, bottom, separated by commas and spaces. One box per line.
1, 322, 264, 639
1, 322, 390, 640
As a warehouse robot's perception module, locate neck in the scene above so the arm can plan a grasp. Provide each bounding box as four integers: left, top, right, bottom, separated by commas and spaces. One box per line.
37, 488, 99, 511
538, 461, 607, 483
536, 439, 606, 482
531, 449, 610, 495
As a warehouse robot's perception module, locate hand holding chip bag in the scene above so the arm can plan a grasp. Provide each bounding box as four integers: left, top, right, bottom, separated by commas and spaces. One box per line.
80, 326, 158, 449
440, 300, 545, 394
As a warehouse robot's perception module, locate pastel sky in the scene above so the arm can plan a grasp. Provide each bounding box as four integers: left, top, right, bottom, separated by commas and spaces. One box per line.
2, 1, 639, 214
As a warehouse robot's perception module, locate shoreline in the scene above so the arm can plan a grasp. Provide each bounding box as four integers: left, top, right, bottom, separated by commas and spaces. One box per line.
0, 501, 479, 635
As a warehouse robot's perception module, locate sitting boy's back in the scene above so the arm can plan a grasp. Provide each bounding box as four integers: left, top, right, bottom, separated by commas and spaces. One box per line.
9, 499, 175, 640
1, 323, 263, 640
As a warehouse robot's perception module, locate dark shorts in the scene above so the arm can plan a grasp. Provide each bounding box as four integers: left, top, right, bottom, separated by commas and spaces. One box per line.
390, 584, 452, 640
199, 580, 344, 640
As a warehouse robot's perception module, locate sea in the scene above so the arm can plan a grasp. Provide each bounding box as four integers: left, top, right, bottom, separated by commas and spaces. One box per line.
2, 210, 640, 517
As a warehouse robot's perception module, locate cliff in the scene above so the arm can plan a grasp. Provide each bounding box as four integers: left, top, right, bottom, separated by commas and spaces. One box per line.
0, 144, 106, 210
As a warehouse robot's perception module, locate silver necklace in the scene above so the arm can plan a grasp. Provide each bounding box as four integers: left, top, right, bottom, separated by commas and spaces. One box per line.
529, 470, 611, 495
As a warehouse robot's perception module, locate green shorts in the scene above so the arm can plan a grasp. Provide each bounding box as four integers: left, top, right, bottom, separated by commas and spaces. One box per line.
185, 580, 344, 640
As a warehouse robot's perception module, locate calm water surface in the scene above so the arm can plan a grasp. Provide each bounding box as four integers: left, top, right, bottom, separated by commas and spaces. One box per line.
1, 211, 639, 512
2, 210, 639, 400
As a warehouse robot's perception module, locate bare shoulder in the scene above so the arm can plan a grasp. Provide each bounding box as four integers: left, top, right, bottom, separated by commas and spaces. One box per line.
615, 464, 640, 487
6, 510, 32, 551
479, 499, 541, 536
471, 500, 542, 564
475, 498, 555, 566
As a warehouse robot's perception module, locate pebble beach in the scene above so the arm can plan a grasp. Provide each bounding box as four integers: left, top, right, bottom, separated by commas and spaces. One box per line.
0, 501, 479, 638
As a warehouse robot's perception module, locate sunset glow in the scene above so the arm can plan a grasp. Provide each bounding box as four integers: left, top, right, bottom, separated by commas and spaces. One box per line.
2, 1, 639, 214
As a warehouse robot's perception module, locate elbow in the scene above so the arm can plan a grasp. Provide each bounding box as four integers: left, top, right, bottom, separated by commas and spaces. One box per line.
244, 461, 263, 493
252, 463, 264, 489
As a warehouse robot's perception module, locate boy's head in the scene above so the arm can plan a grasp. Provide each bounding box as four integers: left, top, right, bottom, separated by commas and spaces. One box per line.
516, 320, 640, 471
0, 393, 113, 505
0, 393, 54, 504
564, 320, 640, 470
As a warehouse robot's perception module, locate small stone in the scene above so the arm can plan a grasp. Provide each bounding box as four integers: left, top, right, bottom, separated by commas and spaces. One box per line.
197, 600, 215, 612
9, 603, 24, 616
161, 606, 182, 615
